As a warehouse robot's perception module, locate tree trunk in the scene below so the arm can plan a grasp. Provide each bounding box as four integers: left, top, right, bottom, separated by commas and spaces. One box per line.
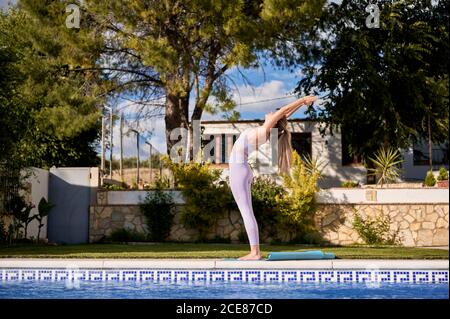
189, 106, 204, 161
428, 113, 433, 171
164, 92, 190, 159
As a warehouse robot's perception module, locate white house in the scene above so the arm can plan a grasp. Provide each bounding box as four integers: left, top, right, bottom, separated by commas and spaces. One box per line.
200, 119, 449, 188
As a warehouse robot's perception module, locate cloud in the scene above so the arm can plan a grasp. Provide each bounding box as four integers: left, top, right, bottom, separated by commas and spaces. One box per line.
107, 99, 167, 158
108, 73, 309, 157
109, 80, 297, 158
201, 80, 299, 120
214, 80, 304, 120
0, 0, 16, 10
112, 117, 167, 159
232, 80, 293, 109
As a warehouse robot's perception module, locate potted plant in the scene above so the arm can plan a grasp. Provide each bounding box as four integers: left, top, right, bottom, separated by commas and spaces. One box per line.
436, 167, 449, 188
341, 181, 359, 188
424, 170, 436, 187
368, 147, 403, 187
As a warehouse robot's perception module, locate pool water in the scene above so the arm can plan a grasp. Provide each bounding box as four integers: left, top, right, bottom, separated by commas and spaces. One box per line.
0, 281, 448, 299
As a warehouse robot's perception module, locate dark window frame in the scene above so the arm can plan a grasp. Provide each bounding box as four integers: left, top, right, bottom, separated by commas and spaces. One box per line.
413, 140, 449, 166
291, 132, 312, 160
221, 133, 226, 163
341, 134, 363, 166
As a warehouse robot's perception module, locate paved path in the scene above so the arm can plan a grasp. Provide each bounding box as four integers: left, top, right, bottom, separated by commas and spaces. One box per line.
0, 259, 448, 269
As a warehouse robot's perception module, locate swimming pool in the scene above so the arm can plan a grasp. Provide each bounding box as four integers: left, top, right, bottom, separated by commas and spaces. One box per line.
0, 268, 448, 299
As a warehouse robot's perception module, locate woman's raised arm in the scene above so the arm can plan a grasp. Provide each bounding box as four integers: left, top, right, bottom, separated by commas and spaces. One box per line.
262, 95, 317, 130
285, 95, 317, 118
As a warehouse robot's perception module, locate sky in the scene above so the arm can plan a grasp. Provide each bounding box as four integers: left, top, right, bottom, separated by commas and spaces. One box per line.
0, 0, 14, 10
114, 63, 307, 159
1, 0, 319, 159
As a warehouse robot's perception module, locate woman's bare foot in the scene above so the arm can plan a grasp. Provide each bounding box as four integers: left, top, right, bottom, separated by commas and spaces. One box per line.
238, 253, 262, 261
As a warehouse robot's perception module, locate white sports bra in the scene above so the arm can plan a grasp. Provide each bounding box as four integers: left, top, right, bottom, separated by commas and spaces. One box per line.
229, 127, 268, 164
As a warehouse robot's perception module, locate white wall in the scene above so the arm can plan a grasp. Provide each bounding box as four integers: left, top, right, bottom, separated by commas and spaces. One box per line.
22, 168, 49, 239
105, 190, 185, 205
289, 121, 367, 188
10, 167, 101, 240
202, 121, 367, 188
401, 147, 449, 181
317, 188, 449, 204
101, 188, 449, 205
202, 120, 450, 188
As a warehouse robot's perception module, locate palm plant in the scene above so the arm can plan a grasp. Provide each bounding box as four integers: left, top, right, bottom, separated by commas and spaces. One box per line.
302, 154, 328, 180
7, 194, 34, 240
36, 197, 54, 242
368, 147, 404, 187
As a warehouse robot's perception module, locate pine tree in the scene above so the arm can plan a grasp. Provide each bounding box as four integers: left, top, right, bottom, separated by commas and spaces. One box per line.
0, 9, 101, 168
18, 0, 325, 158
296, 0, 449, 160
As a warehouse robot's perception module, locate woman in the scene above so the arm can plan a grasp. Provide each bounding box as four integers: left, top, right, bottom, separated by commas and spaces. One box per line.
228, 95, 317, 260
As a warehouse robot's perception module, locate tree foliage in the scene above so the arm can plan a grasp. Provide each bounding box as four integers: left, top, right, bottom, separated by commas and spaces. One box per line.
18, 0, 325, 155
296, 0, 449, 160
277, 150, 321, 242
0, 9, 101, 168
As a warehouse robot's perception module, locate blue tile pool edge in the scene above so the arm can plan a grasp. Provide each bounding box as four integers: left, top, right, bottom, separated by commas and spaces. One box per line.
0, 269, 448, 284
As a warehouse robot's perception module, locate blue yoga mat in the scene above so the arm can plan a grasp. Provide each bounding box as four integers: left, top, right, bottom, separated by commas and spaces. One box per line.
266, 250, 335, 261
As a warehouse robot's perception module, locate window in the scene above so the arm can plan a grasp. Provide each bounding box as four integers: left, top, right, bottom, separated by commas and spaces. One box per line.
201, 134, 215, 162
413, 140, 449, 166
221, 134, 226, 163
291, 132, 312, 160
341, 133, 363, 166
201, 134, 238, 164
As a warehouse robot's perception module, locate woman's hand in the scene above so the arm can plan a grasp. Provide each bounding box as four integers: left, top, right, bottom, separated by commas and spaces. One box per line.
298, 95, 317, 105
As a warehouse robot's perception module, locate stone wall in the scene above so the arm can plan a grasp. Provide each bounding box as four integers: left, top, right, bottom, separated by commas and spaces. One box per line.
315, 204, 449, 246
89, 203, 449, 247
89, 205, 246, 243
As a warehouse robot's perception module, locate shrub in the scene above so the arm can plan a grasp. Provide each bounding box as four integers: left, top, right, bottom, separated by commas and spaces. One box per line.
341, 181, 359, 188
303, 154, 328, 178
163, 156, 231, 241
353, 214, 399, 245
103, 182, 127, 190
108, 228, 146, 242
143, 176, 171, 190
276, 151, 321, 242
251, 176, 287, 240
140, 184, 175, 242
437, 167, 449, 181
424, 171, 436, 187
6, 194, 34, 240
368, 147, 403, 186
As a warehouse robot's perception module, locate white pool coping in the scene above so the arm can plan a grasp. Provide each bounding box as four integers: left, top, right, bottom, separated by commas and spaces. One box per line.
0, 259, 448, 270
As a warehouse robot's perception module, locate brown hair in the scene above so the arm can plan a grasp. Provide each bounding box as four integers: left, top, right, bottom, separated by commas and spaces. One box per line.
275, 116, 292, 174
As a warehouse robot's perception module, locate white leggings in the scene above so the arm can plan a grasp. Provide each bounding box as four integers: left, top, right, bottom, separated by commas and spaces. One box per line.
229, 162, 259, 245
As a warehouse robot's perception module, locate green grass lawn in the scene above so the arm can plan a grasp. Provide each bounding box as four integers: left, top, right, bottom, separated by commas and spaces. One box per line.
0, 243, 448, 259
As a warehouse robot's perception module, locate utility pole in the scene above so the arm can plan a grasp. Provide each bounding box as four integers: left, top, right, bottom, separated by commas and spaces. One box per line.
428, 112, 433, 171
104, 106, 113, 179
145, 141, 153, 184
101, 116, 106, 177
120, 113, 124, 178
131, 129, 140, 187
